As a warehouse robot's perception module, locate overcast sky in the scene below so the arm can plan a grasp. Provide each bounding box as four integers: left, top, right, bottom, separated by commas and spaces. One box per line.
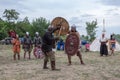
0, 0, 120, 36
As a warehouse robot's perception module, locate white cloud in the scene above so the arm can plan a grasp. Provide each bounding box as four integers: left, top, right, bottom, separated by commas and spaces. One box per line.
100, 0, 120, 6
0, 0, 120, 36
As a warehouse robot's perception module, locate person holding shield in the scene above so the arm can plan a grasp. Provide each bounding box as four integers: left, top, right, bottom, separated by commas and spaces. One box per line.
65, 25, 85, 65
23, 32, 33, 59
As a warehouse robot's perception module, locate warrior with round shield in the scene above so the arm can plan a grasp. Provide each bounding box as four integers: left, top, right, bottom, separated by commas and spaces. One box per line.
65, 25, 85, 65
33, 32, 43, 58
23, 32, 33, 59
42, 25, 60, 70
33, 32, 42, 47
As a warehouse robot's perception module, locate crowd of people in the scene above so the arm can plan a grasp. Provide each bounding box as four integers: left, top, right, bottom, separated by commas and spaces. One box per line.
10, 24, 117, 71
10, 25, 85, 71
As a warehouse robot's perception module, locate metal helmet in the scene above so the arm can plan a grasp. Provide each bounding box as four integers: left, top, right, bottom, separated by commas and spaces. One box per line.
26, 32, 29, 35
71, 24, 76, 32
35, 32, 39, 35
48, 25, 53, 32
71, 24, 76, 29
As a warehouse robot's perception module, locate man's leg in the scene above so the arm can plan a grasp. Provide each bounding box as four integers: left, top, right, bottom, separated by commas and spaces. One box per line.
43, 53, 49, 69
49, 51, 60, 71
24, 49, 27, 59
13, 52, 16, 60
77, 51, 85, 65
28, 51, 31, 59
111, 49, 114, 56
18, 53, 20, 60
67, 55, 72, 66
24, 52, 26, 59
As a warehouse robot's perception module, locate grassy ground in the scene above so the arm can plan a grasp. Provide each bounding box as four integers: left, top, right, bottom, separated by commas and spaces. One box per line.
0, 45, 120, 80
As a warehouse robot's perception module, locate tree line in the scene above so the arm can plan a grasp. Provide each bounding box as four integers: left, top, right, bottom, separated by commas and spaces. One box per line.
0, 9, 50, 40
1, 9, 119, 42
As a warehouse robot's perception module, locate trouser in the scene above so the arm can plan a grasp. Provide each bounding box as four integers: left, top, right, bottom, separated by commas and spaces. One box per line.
13, 52, 20, 60
67, 50, 84, 65
43, 51, 56, 70
44, 51, 55, 61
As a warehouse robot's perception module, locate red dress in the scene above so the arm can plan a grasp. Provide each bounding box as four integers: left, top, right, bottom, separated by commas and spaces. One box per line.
12, 38, 21, 53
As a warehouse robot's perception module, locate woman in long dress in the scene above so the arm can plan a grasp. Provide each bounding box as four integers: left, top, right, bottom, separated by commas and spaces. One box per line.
100, 33, 108, 56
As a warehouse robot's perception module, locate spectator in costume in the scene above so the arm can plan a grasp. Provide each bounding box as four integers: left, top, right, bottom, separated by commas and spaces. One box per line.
11, 34, 21, 60
109, 34, 116, 56
85, 41, 90, 52
99, 33, 108, 56
57, 39, 64, 50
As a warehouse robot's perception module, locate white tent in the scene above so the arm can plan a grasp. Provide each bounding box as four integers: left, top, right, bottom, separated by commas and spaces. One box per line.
90, 38, 100, 51
90, 19, 120, 51
90, 38, 120, 51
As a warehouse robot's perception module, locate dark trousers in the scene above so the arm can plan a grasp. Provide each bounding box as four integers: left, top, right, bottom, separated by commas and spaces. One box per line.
100, 44, 108, 56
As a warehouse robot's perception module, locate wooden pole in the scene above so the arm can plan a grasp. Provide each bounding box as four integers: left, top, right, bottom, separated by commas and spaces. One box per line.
103, 19, 106, 33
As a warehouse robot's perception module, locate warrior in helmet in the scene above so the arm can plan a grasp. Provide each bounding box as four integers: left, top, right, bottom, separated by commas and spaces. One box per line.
33, 32, 43, 58
33, 32, 42, 47
67, 25, 85, 65
42, 25, 60, 70
23, 32, 33, 59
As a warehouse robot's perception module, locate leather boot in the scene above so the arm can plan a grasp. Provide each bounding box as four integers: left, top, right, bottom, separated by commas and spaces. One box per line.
77, 52, 85, 65
80, 60, 85, 65
18, 54, 20, 60
51, 61, 60, 71
13, 54, 16, 60
43, 60, 49, 69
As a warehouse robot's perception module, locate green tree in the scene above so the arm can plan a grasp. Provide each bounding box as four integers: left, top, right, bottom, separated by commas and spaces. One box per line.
86, 20, 98, 42
114, 34, 120, 43
2, 9, 20, 35
3, 9, 19, 22
31, 17, 50, 37
16, 17, 31, 37
1, 9, 50, 39
81, 35, 89, 41
0, 18, 7, 40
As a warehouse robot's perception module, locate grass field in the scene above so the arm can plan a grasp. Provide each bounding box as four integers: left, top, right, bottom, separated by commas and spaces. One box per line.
0, 45, 120, 80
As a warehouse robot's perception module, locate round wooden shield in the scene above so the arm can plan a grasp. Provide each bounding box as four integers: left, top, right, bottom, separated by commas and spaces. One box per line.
33, 47, 44, 59
65, 33, 80, 56
51, 17, 69, 35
